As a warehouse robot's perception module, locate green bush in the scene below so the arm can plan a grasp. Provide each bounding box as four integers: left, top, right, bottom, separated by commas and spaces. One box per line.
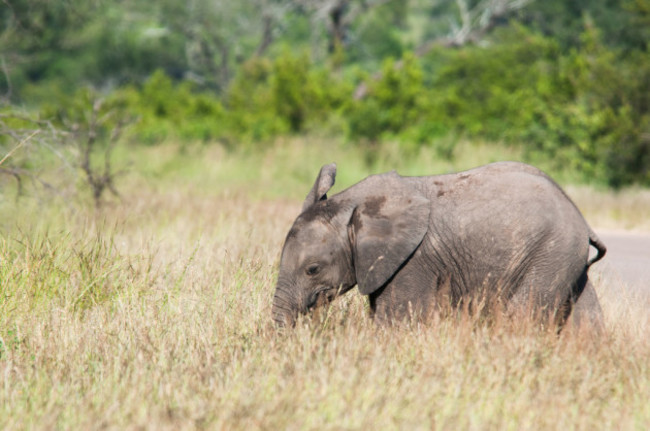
125, 71, 226, 144
428, 25, 563, 141
226, 50, 350, 142
419, 23, 650, 187
271, 51, 311, 132
21, 19, 649, 187
225, 57, 289, 143
527, 25, 650, 186
347, 54, 428, 143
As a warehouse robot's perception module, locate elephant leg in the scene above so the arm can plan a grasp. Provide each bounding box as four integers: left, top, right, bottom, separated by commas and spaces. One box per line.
568, 278, 604, 334
505, 270, 574, 327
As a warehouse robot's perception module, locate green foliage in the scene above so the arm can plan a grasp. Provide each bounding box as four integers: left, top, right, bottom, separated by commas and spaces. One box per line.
121, 71, 226, 144
417, 24, 650, 187
26, 21, 650, 187
516, 0, 649, 50
430, 26, 559, 139
39, 71, 226, 146
342, 21, 650, 186
2, 0, 186, 100
225, 57, 286, 143
4, 1, 650, 187
37, 53, 353, 146
347, 54, 427, 143
226, 51, 350, 142
524, 25, 650, 186
271, 51, 311, 132
346, 1, 408, 66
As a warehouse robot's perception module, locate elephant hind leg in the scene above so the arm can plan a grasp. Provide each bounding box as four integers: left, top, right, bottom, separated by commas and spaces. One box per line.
567, 277, 604, 334
506, 267, 596, 332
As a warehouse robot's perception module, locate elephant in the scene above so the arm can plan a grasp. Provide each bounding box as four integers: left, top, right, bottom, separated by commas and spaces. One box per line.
271, 161, 606, 330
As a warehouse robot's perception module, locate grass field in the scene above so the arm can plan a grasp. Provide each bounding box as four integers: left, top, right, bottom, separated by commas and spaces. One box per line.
1, 139, 649, 429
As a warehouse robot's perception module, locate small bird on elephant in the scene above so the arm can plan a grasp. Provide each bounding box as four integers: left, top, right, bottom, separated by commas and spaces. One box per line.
272, 161, 606, 331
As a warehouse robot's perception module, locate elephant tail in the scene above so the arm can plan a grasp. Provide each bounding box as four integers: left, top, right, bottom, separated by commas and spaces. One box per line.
587, 230, 607, 267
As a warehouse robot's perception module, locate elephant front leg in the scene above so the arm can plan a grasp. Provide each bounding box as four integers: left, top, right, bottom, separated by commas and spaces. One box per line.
368, 280, 438, 325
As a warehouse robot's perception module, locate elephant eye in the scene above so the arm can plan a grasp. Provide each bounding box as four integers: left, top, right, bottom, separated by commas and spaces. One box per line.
306, 264, 320, 276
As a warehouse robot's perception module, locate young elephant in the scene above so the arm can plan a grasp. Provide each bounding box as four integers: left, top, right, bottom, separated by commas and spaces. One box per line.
272, 162, 606, 329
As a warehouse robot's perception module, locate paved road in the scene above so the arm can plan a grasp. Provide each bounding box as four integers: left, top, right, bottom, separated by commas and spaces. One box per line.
592, 230, 650, 295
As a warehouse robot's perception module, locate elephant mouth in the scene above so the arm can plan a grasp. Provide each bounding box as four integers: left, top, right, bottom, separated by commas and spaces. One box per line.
307, 286, 339, 310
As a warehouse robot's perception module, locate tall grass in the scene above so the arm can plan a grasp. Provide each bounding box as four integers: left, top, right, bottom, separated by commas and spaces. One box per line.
1, 139, 649, 429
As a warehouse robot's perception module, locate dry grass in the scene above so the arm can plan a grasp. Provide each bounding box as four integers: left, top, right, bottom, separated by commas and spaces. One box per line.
567, 185, 650, 232
1, 140, 649, 430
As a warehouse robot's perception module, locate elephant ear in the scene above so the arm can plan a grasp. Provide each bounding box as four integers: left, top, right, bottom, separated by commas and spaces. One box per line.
350, 174, 430, 295
302, 163, 337, 212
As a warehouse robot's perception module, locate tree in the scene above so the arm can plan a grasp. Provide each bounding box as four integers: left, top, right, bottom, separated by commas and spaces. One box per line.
292, 0, 395, 64
353, 0, 534, 99
154, 0, 295, 91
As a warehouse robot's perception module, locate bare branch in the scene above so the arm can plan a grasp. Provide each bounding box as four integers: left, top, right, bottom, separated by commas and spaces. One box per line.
451, 0, 472, 46
296, 0, 394, 55
0, 56, 12, 103
67, 96, 134, 207
0, 130, 38, 167
252, 0, 296, 58
0, 118, 62, 200
445, 0, 534, 48
255, 13, 275, 56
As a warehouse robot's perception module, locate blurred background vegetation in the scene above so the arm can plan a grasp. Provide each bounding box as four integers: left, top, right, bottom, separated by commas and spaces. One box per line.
1, 0, 649, 196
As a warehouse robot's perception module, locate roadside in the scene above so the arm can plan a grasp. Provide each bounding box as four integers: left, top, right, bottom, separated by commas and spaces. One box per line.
592, 230, 650, 296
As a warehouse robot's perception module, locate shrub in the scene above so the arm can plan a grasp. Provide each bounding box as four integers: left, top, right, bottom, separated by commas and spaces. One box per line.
421, 23, 650, 187
347, 54, 429, 143
122, 70, 226, 144
226, 50, 351, 143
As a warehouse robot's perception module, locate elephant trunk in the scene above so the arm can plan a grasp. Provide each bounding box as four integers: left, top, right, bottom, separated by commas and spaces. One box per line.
271, 284, 298, 327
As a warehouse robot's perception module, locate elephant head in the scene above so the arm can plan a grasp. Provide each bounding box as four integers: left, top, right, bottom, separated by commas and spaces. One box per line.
271, 163, 430, 327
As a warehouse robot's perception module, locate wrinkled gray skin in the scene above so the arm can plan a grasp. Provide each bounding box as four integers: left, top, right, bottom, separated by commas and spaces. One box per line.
272, 162, 606, 330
